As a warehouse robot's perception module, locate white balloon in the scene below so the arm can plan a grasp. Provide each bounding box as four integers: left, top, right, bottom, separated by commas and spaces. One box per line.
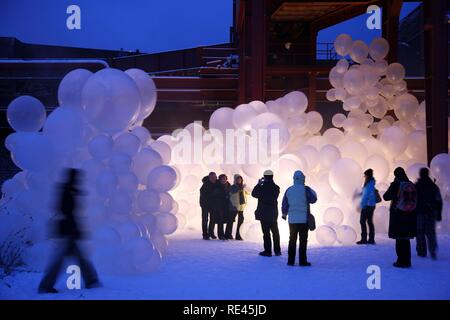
334, 34, 352, 56
316, 225, 337, 246
332, 113, 346, 128
306, 111, 323, 134
132, 147, 163, 184
329, 158, 363, 197
7, 96, 46, 132
394, 93, 419, 122
82, 68, 141, 133
320, 145, 341, 169
114, 132, 141, 157
125, 68, 157, 122
364, 154, 390, 183
350, 40, 369, 63
58, 68, 93, 110
323, 207, 344, 227
233, 104, 258, 130
386, 63, 405, 83
147, 165, 178, 192
137, 189, 161, 213
249, 100, 268, 114
88, 134, 114, 160
155, 212, 178, 235
369, 37, 389, 61
430, 153, 450, 182
379, 126, 408, 157
336, 225, 357, 245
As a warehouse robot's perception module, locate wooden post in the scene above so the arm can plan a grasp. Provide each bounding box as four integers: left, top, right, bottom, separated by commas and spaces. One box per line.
423, 0, 448, 163
382, 0, 403, 63
308, 27, 318, 111
249, 0, 267, 102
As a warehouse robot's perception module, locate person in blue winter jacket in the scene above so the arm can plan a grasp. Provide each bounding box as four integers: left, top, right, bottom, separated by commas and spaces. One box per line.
281, 170, 317, 266
357, 168, 377, 245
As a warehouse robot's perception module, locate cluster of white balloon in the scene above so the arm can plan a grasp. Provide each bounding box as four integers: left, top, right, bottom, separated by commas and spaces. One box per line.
163, 34, 450, 246
2, 68, 180, 274
1, 34, 449, 273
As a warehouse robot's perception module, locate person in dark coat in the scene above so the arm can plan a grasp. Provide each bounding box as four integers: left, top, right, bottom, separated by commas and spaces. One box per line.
199, 172, 218, 240
251, 169, 281, 257
211, 174, 231, 240
415, 167, 443, 259
383, 167, 417, 268
39, 168, 100, 294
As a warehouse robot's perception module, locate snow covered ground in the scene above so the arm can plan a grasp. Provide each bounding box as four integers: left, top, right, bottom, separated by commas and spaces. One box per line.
1, 230, 450, 300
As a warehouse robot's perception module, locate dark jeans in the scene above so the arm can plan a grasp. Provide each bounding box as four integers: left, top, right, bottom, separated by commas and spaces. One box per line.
360, 206, 375, 242
236, 211, 244, 237
395, 239, 411, 266
416, 214, 437, 257
260, 220, 281, 254
225, 210, 238, 238
39, 239, 98, 290
201, 206, 214, 237
288, 223, 309, 264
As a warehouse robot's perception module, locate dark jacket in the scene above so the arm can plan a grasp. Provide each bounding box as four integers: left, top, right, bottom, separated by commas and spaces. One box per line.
57, 183, 83, 239
415, 177, 443, 221
211, 181, 231, 224
383, 178, 417, 239
199, 176, 217, 209
251, 177, 280, 222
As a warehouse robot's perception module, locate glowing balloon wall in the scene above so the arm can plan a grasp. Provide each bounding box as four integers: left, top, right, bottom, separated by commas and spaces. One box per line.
2, 35, 450, 275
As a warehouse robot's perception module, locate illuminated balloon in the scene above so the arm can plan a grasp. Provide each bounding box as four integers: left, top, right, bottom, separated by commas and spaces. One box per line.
7, 96, 46, 132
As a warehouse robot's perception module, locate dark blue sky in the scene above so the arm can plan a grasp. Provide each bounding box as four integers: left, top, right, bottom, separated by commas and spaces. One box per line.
0, 0, 419, 54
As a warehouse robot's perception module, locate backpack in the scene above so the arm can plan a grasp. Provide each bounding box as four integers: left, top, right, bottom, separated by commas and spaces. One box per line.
396, 181, 417, 212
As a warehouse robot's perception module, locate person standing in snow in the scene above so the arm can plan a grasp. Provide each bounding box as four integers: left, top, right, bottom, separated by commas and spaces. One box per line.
251, 170, 281, 257
357, 169, 377, 245
212, 174, 231, 240
383, 167, 417, 268
281, 170, 317, 266
39, 168, 100, 294
414, 168, 443, 259
200, 172, 218, 240
228, 174, 249, 240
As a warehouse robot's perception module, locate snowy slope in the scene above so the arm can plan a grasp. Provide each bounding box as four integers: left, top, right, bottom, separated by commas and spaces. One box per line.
1, 230, 450, 300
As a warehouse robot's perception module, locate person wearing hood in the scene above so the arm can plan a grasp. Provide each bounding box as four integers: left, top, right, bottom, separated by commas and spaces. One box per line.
199, 172, 218, 240
281, 170, 317, 266
251, 170, 281, 257
415, 168, 443, 259
211, 174, 231, 240
383, 167, 417, 268
228, 174, 249, 240
357, 169, 377, 245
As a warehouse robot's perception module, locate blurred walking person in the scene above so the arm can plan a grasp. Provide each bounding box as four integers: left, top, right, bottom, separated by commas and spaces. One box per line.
383, 167, 417, 268
228, 174, 249, 240
415, 168, 443, 259
39, 168, 100, 293
199, 172, 218, 240
281, 171, 317, 266
251, 170, 281, 257
357, 169, 378, 245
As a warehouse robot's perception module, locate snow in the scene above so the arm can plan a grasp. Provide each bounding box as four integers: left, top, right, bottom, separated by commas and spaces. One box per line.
2, 230, 450, 300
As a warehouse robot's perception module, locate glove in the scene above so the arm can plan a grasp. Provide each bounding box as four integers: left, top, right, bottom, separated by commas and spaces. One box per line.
282, 215, 287, 220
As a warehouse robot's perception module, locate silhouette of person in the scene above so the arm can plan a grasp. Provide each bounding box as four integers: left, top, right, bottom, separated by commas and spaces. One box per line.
38, 168, 100, 293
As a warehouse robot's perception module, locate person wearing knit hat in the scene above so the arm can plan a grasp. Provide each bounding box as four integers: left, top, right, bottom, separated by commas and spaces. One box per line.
251, 170, 281, 257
